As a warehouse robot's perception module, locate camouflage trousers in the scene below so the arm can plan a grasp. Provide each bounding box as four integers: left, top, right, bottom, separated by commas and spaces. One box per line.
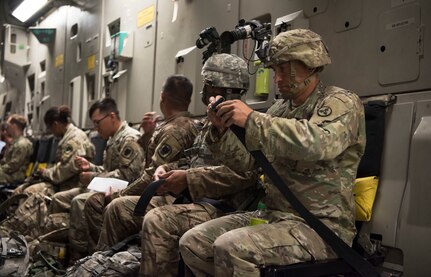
93, 195, 175, 251
83, 192, 105, 252
14, 182, 55, 196
0, 192, 49, 240
68, 191, 96, 261
179, 211, 337, 277
50, 187, 88, 213
140, 202, 221, 277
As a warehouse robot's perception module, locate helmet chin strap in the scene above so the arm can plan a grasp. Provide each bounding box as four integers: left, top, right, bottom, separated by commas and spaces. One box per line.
282, 63, 316, 100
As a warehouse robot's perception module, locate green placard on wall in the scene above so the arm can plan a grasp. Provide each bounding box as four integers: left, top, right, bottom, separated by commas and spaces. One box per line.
29, 27, 56, 44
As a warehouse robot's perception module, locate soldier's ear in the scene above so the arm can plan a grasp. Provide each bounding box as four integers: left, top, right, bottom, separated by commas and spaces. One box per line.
160, 91, 167, 104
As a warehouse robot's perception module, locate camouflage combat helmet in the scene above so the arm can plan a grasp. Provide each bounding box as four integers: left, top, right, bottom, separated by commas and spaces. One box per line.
201, 53, 249, 91
267, 29, 331, 68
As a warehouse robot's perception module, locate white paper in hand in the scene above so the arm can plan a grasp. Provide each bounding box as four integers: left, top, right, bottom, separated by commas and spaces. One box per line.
87, 177, 129, 193
0, 141, 6, 153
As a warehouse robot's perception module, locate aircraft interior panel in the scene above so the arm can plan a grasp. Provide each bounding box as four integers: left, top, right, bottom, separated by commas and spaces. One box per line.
1, 0, 431, 275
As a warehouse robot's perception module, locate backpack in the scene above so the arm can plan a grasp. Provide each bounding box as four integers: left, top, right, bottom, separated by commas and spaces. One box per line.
44, 212, 70, 235
0, 193, 28, 222
64, 234, 141, 277
0, 231, 30, 277
26, 228, 69, 277
26, 250, 66, 277
0, 193, 49, 241
28, 227, 69, 260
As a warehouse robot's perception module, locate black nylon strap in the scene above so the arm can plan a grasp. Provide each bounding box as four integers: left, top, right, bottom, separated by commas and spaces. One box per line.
36, 250, 66, 274
0, 194, 28, 218
105, 233, 140, 256
8, 231, 27, 250
133, 179, 165, 216
229, 125, 379, 277
199, 198, 235, 213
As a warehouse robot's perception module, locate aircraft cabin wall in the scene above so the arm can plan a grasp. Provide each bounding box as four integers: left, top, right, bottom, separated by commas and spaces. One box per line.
1, 0, 431, 276
24, 6, 76, 132
62, 5, 102, 128
101, 0, 156, 125
1, 24, 28, 121
313, 0, 431, 97
13, 4, 102, 132
2, 0, 430, 123
377, 90, 431, 277
36, 7, 68, 131
152, 0, 244, 117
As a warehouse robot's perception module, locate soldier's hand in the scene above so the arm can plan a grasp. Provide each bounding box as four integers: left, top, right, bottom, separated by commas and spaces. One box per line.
154, 165, 167, 181
157, 170, 188, 195
75, 156, 90, 171
105, 186, 119, 197
207, 96, 227, 134
215, 99, 253, 128
140, 112, 161, 134
79, 171, 95, 186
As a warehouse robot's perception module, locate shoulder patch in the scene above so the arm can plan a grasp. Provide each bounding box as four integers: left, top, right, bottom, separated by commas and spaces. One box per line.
317, 106, 332, 117
121, 145, 134, 159
60, 143, 76, 162
65, 144, 74, 154
158, 144, 172, 158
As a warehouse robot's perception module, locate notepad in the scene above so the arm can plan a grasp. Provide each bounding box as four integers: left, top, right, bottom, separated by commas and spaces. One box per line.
87, 177, 129, 193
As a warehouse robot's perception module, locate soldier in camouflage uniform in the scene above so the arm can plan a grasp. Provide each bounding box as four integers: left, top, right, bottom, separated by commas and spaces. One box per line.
49, 98, 143, 213
138, 53, 258, 276
15, 106, 95, 196
0, 122, 13, 160
179, 29, 366, 276
83, 75, 198, 255
0, 114, 33, 185
65, 97, 145, 261
0, 106, 95, 239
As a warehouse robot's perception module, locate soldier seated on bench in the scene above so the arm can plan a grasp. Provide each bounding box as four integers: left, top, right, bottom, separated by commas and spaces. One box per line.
179, 29, 366, 276
0, 115, 33, 186
0, 122, 12, 160
13, 106, 95, 196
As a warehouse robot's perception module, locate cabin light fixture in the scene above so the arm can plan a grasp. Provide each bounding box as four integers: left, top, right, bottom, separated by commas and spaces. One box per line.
12, 0, 48, 22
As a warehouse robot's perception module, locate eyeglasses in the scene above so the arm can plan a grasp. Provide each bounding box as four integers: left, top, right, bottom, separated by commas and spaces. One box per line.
92, 114, 110, 127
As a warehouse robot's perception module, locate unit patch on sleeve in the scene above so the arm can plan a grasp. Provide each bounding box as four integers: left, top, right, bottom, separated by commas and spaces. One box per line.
65, 145, 74, 154
121, 146, 133, 159
317, 106, 332, 117
61, 143, 76, 162
158, 144, 172, 158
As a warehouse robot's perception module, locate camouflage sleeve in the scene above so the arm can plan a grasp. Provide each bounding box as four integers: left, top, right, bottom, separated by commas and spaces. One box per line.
0, 167, 7, 183
118, 171, 152, 197
186, 165, 257, 200
152, 131, 188, 166
42, 140, 82, 184
89, 163, 105, 173
206, 128, 256, 173
162, 161, 180, 172
137, 132, 152, 150
120, 131, 188, 196
1, 142, 31, 174
245, 93, 363, 161
97, 138, 144, 183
